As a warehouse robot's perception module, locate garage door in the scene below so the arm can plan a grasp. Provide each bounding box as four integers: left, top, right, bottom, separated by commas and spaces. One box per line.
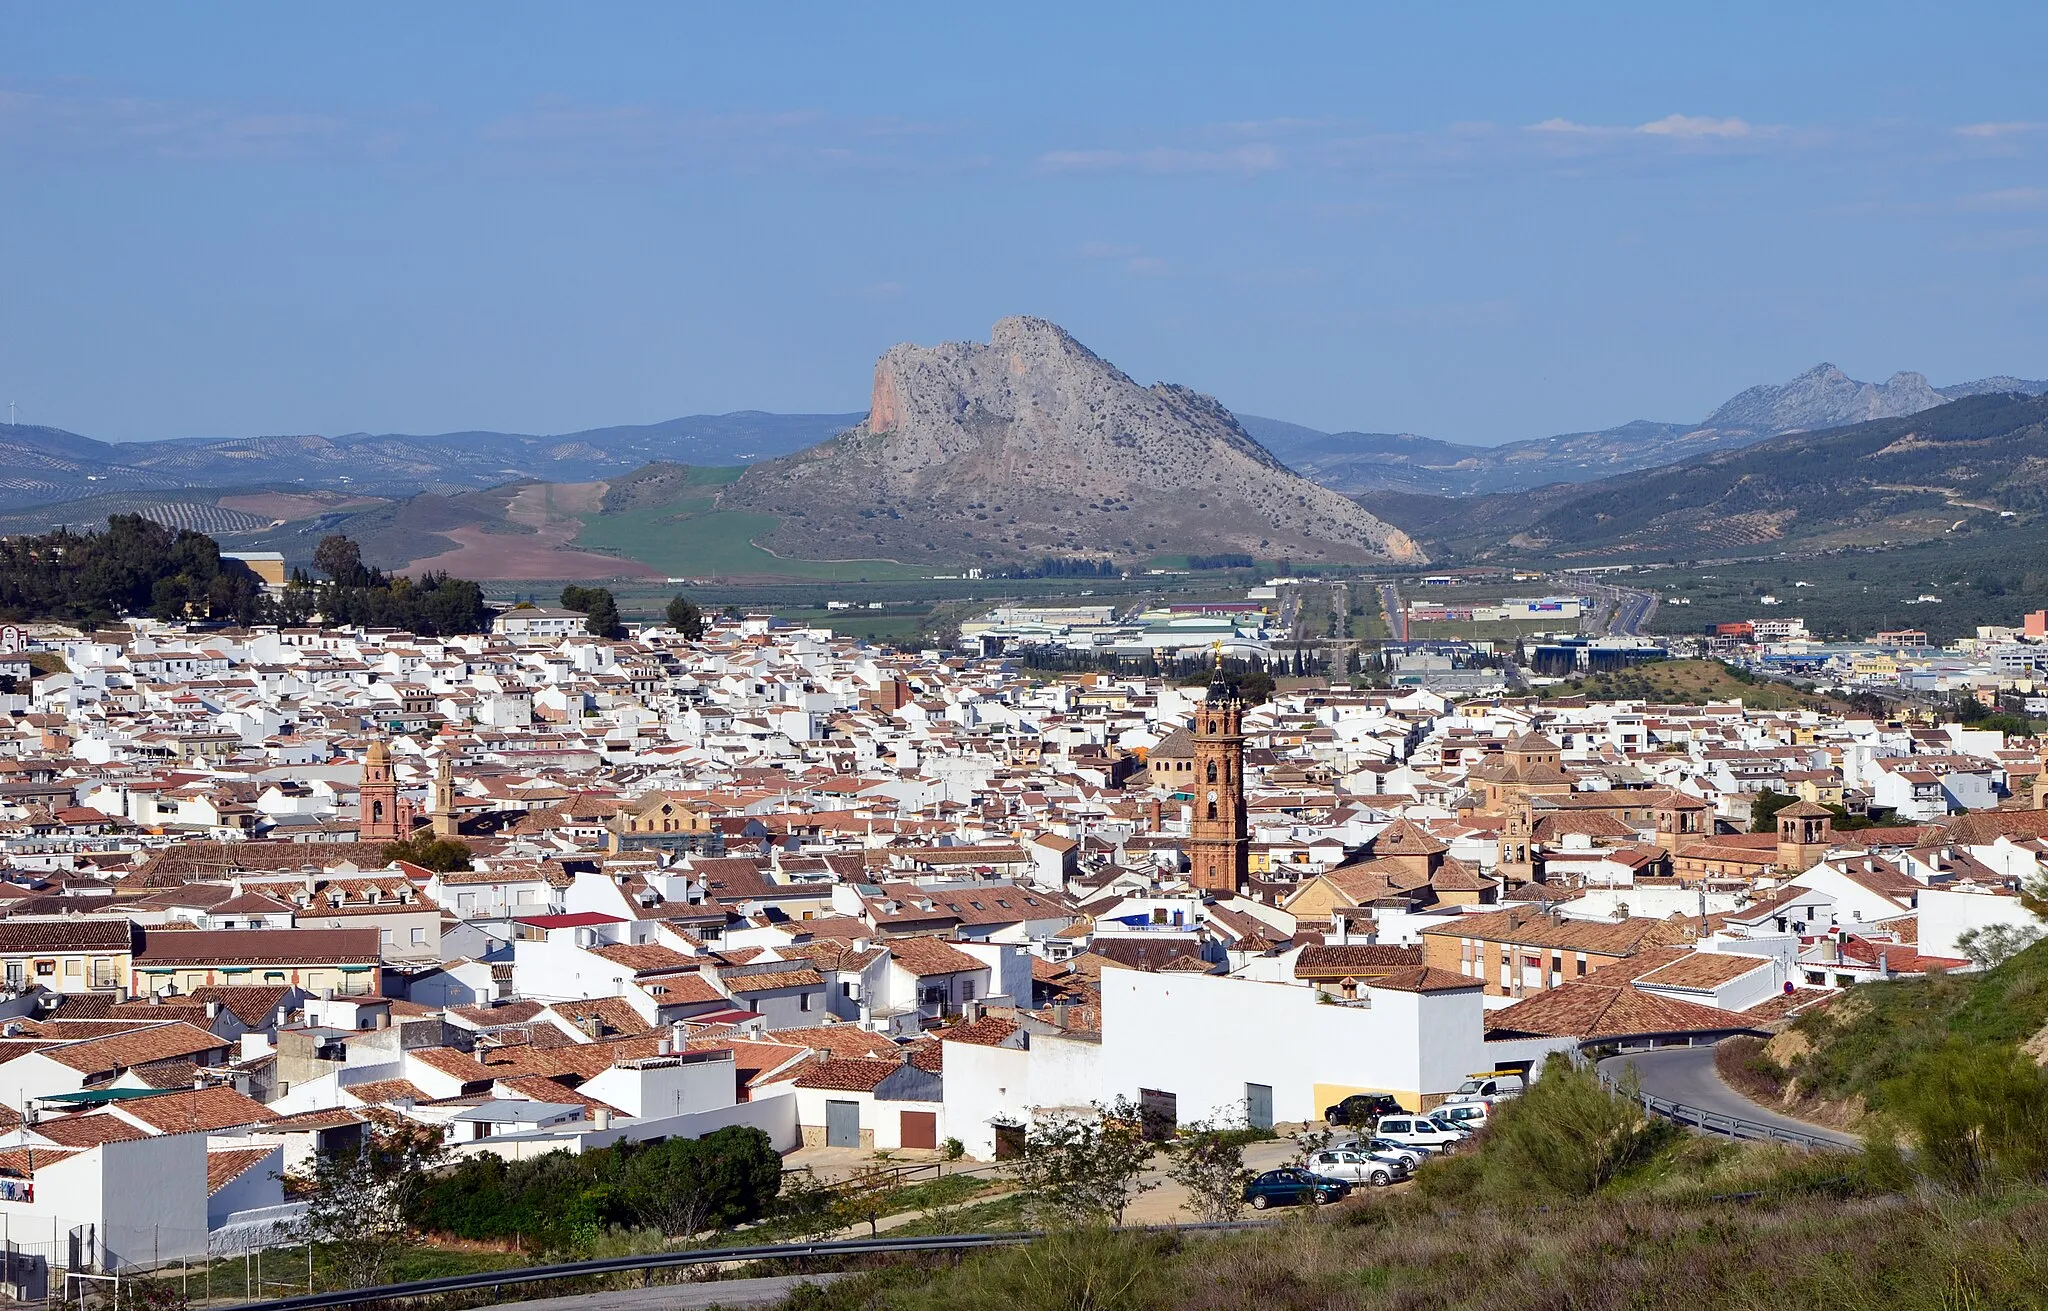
900, 1110, 937, 1150
826, 1100, 860, 1148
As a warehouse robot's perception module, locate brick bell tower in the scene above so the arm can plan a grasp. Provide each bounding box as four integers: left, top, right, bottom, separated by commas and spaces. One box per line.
1187, 656, 1248, 894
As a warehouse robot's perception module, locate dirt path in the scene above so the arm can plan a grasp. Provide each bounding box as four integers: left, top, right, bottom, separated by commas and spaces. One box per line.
403, 480, 665, 581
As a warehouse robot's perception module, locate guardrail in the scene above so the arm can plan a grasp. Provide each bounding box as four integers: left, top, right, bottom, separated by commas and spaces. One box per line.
228, 1223, 1266, 1311
1598, 1070, 1841, 1150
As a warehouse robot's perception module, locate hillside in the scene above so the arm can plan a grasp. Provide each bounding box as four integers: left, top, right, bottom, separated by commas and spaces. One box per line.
1367, 393, 2048, 562
1245, 364, 2047, 497
0, 412, 858, 511
720, 317, 1422, 568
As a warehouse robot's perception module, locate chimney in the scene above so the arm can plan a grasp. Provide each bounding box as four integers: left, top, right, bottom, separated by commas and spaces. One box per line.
657, 1036, 672, 1056
193, 1074, 206, 1091
205, 1000, 220, 1020
275, 1005, 289, 1029
373, 1010, 389, 1030
1052, 1001, 1070, 1028
594, 1107, 613, 1130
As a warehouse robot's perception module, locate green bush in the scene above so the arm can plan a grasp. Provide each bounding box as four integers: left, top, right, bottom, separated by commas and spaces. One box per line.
411, 1126, 781, 1251
1880, 1039, 2048, 1192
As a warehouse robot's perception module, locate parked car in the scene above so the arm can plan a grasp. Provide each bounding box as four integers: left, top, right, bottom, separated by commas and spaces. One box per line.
1306, 1148, 1405, 1186
1374, 1115, 1470, 1154
1442, 1073, 1526, 1106
1323, 1093, 1403, 1126
1432, 1103, 1490, 1134
1243, 1167, 1352, 1209
1351, 1136, 1429, 1171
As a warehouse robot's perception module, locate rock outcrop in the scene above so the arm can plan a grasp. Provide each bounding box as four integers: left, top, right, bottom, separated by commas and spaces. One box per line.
721, 317, 1423, 566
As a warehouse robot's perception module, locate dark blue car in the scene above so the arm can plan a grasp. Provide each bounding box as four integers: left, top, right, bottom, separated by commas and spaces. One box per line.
1242, 1167, 1351, 1209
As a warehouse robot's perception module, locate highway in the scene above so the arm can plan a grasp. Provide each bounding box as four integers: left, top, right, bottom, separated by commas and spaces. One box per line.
1379, 583, 1406, 642
468, 1274, 848, 1311
1596, 1046, 1859, 1150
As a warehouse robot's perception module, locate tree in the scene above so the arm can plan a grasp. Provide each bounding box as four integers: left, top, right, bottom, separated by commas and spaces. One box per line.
313, 535, 366, 586
381, 834, 472, 872
1481, 1055, 1674, 1198
296, 1118, 446, 1288
666, 594, 706, 640
621, 1128, 783, 1237
1882, 1039, 2048, 1192
1749, 789, 1801, 834
1956, 922, 2046, 971
561, 585, 625, 639
1164, 1121, 1250, 1222
1015, 1098, 1158, 1226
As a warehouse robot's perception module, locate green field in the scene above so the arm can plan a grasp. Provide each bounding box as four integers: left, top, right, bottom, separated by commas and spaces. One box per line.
569, 499, 925, 582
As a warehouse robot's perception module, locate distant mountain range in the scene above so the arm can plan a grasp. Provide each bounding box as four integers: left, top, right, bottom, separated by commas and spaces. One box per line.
1361, 392, 2048, 563
1243, 363, 2048, 496
0, 412, 860, 514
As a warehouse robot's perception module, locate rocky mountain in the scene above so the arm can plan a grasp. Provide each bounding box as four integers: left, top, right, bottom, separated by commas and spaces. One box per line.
0, 412, 859, 512
1242, 416, 1764, 496
1254, 364, 2046, 496
1366, 392, 2048, 563
719, 317, 1423, 566
1703, 364, 1951, 432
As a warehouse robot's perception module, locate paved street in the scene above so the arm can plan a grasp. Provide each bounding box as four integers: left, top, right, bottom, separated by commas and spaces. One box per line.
1597, 1046, 1860, 1150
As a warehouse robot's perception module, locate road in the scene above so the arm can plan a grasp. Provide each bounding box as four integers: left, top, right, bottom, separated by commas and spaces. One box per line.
1596, 1046, 1860, 1150
468, 1274, 848, 1311
1379, 583, 1406, 642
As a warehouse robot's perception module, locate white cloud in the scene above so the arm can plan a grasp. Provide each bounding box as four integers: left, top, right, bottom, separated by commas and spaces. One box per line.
1955, 121, 2047, 138
1636, 114, 1758, 139
1527, 114, 1768, 140
1958, 187, 2048, 212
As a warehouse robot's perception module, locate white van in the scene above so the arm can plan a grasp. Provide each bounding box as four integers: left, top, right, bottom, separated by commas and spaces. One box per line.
1442, 1072, 1527, 1106
1374, 1115, 1468, 1154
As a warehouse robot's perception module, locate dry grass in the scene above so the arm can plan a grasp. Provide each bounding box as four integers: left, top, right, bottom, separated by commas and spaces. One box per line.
791, 1187, 2048, 1311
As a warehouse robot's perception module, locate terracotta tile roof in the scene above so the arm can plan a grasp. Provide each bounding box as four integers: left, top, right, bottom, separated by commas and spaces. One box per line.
759, 1026, 900, 1060
1365, 966, 1485, 993
1418, 908, 1690, 957
545, 998, 653, 1038
936, 1016, 1020, 1047
408, 1047, 496, 1085
1485, 981, 1752, 1040
721, 967, 823, 993
32, 1113, 149, 1148
44, 1022, 227, 1074
206, 1147, 277, 1197
885, 937, 985, 978
136, 927, 379, 966
343, 1078, 435, 1106
588, 943, 698, 976
1293, 945, 1424, 980
793, 1057, 900, 1092
1633, 952, 1774, 991
253, 1108, 368, 1132
0, 919, 133, 952
645, 974, 726, 1005
0, 1146, 77, 1178
117, 1086, 277, 1134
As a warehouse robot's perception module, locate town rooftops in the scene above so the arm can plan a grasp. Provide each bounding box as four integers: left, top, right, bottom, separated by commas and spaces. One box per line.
135, 927, 380, 966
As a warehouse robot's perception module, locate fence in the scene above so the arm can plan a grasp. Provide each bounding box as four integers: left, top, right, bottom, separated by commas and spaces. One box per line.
1598, 1070, 1842, 1150
230, 1223, 1272, 1311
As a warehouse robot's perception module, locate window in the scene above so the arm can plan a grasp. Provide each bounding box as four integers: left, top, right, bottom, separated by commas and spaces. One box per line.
34, 961, 53, 977
64, 960, 81, 977
1206, 761, 1217, 783
265, 971, 286, 984
1207, 802, 1218, 820
411, 928, 427, 946
379, 929, 394, 948
799, 992, 816, 1012
961, 979, 977, 1002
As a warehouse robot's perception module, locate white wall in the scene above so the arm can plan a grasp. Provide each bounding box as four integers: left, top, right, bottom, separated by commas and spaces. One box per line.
579, 1055, 737, 1119
445, 1092, 798, 1159
942, 1034, 1104, 1160
1097, 970, 1494, 1128
0, 1135, 211, 1269
1920, 887, 2042, 960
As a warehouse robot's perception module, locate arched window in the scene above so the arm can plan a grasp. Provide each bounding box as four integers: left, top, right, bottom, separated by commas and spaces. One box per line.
1207, 801, 1218, 820
1206, 760, 1218, 783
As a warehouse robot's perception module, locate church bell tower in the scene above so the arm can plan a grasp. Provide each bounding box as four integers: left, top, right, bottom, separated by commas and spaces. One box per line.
1187, 656, 1248, 894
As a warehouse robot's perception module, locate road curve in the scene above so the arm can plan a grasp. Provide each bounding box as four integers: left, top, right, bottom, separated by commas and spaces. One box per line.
1597, 1045, 1861, 1151
469, 1273, 848, 1311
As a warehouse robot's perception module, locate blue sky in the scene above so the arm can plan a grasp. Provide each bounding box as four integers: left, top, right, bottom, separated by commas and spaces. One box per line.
3, 3, 2045, 445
